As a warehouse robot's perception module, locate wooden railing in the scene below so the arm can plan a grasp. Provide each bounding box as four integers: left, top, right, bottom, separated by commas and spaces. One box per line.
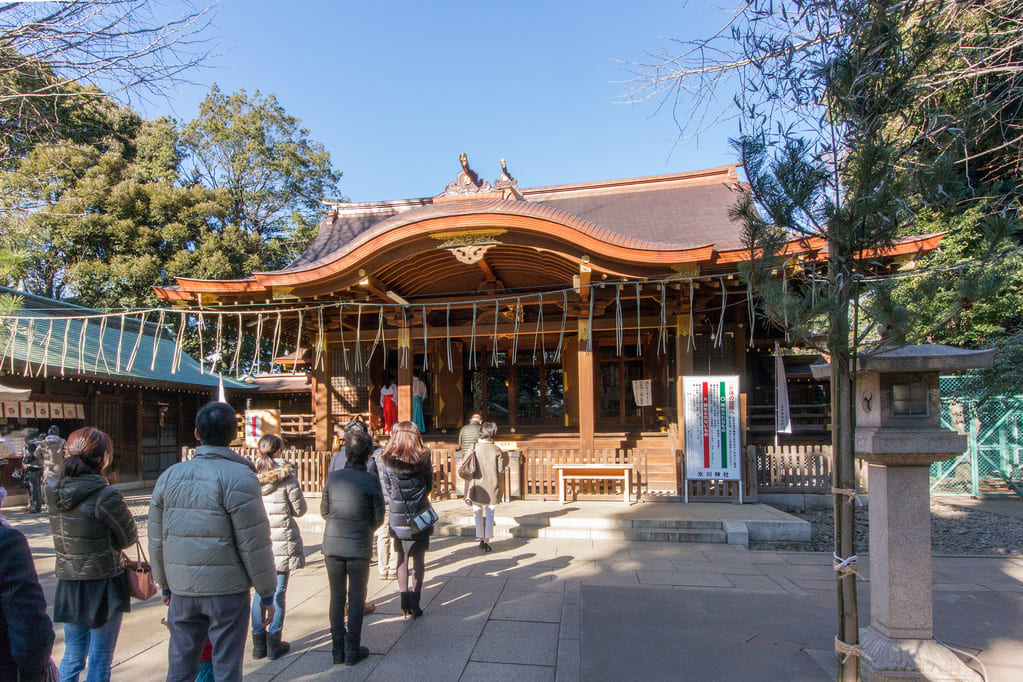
753, 444, 868, 494
747, 404, 830, 442
182, 447, 332, 493
176, 443, 859, 501
519, 448, 651, 500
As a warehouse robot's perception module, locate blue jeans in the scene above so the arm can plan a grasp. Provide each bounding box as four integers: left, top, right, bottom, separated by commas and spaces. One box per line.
59, 610, 123, 682
250, 572, 288, 635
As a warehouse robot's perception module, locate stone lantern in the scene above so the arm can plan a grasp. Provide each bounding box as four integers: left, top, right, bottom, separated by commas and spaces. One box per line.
853, 345, 994, 681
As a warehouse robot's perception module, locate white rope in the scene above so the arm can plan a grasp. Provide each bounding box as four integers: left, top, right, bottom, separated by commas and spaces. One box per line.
250, 313, 263, 376
688, 281, 695, 352
533, 293, 544, 364
367, 306, 383, 367
125, 312, 146, 372
77, 319, 89, 373
615, 285, 623, 356
586, 287, 594, 353
196, 312, 206, 374
554, 291, 567, 362
22, 319, 35, 377
150, 310, 165, 371
491, 301, 500, 367
272, 312, 283, 370
94, 315, 109, 373
469, 302, 477, 370
115, 314, 126, 373
511, 298, 521, 363
60, 315, 71, 375
659, 283, 668, 355
39, 319, 54, 378
171, 315, 186, 374
232, 312, 244, 376
445, 303, 452, 368
314, 307, 325, 371
636, 282, 643, 355
421, 304, 429, 371
715, 277, 727, 348
292, 309, 305, 376
339, 305, 349, 372
832, 552, 863, 579
214, 312, 224, 373
354, 306, 361, 368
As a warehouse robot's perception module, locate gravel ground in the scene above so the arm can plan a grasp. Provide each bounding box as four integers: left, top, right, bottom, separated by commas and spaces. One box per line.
751, 499, 1023, 556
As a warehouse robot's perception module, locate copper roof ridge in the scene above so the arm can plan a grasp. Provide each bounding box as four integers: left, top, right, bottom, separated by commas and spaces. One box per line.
321, 164, 741, 211
270, 198, 716, 278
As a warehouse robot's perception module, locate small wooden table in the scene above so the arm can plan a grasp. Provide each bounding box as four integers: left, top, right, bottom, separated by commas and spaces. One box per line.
553, 463, 634, 504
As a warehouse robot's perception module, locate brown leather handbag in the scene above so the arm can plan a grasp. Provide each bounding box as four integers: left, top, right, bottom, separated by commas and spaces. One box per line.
122, 541, 158, 601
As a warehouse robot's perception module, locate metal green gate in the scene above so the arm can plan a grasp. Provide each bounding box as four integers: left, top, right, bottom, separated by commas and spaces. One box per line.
931, 375, 1023, 497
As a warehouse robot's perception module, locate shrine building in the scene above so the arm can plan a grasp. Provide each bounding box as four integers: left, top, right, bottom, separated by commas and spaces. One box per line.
153, 158, 939, 498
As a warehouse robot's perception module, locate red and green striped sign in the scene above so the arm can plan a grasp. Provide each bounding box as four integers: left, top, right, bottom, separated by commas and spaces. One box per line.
683, 376, 741, 481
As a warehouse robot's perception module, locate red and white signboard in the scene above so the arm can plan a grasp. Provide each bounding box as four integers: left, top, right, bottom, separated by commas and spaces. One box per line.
683, 376, 742, 481
244, 409, 281, 449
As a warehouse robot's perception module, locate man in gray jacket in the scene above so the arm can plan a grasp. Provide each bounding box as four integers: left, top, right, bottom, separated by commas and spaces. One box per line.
150, 402, 278, 682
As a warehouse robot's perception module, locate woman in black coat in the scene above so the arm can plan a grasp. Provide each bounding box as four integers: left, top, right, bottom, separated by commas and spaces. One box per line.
321, 430, 384, 667
380, 421, 434, 620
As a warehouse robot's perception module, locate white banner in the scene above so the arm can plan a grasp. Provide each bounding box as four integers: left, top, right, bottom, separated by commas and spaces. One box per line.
683, 376, 742, 481
775, 342, 792, 434
631, 379, 653, 407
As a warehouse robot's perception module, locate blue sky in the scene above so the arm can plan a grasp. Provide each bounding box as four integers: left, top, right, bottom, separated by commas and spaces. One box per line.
142, 1, 739, 203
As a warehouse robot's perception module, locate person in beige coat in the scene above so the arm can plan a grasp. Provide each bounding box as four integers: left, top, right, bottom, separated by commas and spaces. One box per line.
464, 422, 508, 552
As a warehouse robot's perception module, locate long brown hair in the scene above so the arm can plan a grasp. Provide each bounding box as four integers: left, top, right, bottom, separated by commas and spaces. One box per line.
60, 427, 113, 479
381, 421, 428, 465
254, 434, 283, 474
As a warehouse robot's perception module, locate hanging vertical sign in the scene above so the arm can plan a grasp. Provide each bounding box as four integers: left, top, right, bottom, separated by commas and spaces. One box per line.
683, 376, 741, 481
775, 342, 792, 435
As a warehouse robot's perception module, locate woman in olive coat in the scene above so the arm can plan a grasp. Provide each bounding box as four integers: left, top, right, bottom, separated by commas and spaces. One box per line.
465, 422, 508, 552
46, 427, 137, 682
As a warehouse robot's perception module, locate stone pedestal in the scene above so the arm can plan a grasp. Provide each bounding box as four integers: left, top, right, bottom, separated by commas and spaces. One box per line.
848, 345, 993, 681
860, 627, 982, 681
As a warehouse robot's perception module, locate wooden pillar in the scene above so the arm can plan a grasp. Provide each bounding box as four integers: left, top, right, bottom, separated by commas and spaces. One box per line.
398, 327, 412, 423
312, 350, 332, 452
675, 315, 695, 496
578, 320, 595, 454
675, 315, 695, 415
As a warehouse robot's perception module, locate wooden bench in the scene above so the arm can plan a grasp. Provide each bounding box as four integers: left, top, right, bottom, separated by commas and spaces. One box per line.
553, 463, 634, 504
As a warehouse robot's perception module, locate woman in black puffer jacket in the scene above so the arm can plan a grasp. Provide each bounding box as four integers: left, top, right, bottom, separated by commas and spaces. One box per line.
46, 427, 137, 682
380, 421, 434, 620
321, 429, 384, 667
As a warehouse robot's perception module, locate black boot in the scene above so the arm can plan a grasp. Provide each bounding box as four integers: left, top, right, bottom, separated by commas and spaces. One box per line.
251, 632, 267, 660
266, 631, 291, 660
400, 592, 412, 619
344, 634, 369, 667
410, 591, 424, 619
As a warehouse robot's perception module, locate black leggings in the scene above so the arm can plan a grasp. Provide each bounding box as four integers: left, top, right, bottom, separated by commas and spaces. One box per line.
395, 543, 426, 592
324, 556, 369, 642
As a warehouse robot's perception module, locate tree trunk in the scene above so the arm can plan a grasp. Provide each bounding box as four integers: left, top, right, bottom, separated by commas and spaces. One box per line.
830, 260, 859, 681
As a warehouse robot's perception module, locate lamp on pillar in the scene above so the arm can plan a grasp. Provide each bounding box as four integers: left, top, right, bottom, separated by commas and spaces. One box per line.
815, 344, 994, 681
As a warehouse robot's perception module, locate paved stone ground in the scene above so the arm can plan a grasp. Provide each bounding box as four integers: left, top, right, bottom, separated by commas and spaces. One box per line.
6, 496, 1022, 681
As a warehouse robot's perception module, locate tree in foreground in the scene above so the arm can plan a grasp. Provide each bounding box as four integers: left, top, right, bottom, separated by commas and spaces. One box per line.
626, 1, 1022, 678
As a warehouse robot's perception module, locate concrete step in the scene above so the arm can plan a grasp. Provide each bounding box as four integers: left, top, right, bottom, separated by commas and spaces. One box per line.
432, 522, 728, 543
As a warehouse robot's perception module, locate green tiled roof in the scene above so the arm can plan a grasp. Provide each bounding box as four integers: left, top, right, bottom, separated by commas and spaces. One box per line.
0, 288, 256, 392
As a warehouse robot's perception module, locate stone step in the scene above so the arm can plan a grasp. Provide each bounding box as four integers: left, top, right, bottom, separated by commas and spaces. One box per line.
432, 522, 728, 543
